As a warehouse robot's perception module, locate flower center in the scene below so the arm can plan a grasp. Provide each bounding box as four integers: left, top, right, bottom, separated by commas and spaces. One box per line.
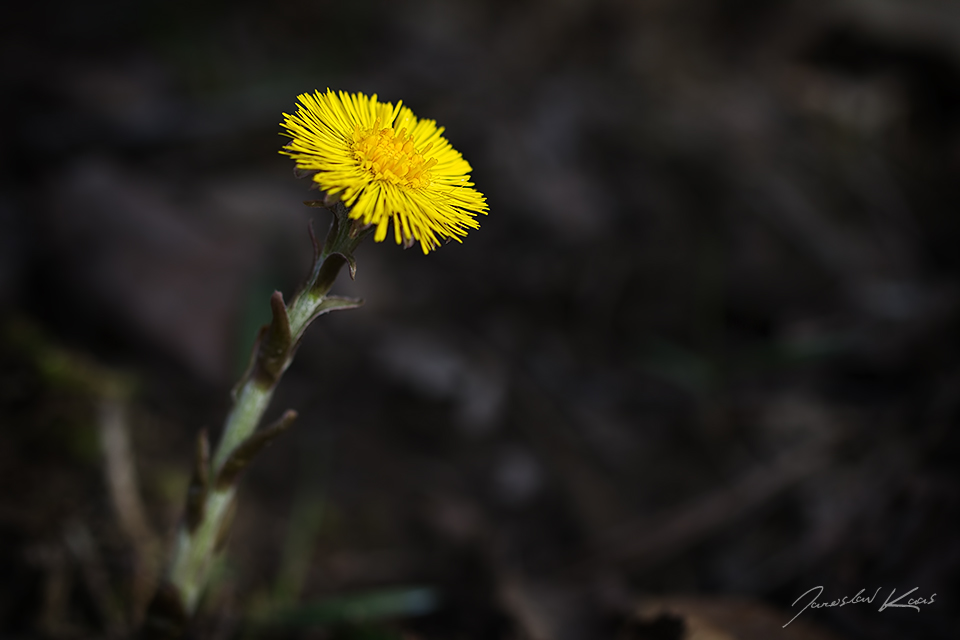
351, 119, 438, 189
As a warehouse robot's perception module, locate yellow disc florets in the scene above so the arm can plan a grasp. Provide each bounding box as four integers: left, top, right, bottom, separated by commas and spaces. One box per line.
352, 119, 439, 189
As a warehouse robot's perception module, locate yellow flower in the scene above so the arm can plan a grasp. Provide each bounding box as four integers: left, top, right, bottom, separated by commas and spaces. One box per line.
280, 89, 488, 254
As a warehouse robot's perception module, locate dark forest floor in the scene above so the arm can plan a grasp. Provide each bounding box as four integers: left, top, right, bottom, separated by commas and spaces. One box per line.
2, 1, 960, 638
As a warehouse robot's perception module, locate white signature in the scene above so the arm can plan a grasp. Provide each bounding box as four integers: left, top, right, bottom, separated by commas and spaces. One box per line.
784, 585, 936, 628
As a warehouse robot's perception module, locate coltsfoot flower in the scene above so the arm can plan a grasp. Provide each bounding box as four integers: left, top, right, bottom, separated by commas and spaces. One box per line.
281, 89, 488, 253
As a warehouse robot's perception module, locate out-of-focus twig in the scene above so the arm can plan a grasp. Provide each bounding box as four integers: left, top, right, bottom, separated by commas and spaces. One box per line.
591, 441, 833, 570
7, 318, 159, 626
497, 574, 555, 640
29, 543, 73, 638
63, 520, 127, 637
100, 396, 154, 553
98, 392, 162, 625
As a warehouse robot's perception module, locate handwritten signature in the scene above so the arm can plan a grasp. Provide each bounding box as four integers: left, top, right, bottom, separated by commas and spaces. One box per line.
784, 585, 936, 628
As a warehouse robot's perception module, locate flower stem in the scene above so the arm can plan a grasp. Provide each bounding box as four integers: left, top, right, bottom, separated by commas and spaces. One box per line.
143, 203, 367, 638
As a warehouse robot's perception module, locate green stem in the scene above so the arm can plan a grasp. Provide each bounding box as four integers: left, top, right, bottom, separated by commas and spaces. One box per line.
211, 382, 275, 473
147, 204, 368, 635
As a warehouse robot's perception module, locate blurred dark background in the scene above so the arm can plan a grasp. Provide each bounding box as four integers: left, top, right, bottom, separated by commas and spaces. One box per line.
2, 1, 960, 638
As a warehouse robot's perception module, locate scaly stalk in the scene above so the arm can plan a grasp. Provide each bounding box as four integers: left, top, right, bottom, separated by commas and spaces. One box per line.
143, 202, 368, 638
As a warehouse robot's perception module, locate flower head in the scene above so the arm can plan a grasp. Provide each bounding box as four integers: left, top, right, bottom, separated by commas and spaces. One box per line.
281, 90, 488, 253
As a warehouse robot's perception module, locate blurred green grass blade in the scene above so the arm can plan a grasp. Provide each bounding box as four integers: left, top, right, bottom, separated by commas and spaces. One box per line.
258, 586, 439, 628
